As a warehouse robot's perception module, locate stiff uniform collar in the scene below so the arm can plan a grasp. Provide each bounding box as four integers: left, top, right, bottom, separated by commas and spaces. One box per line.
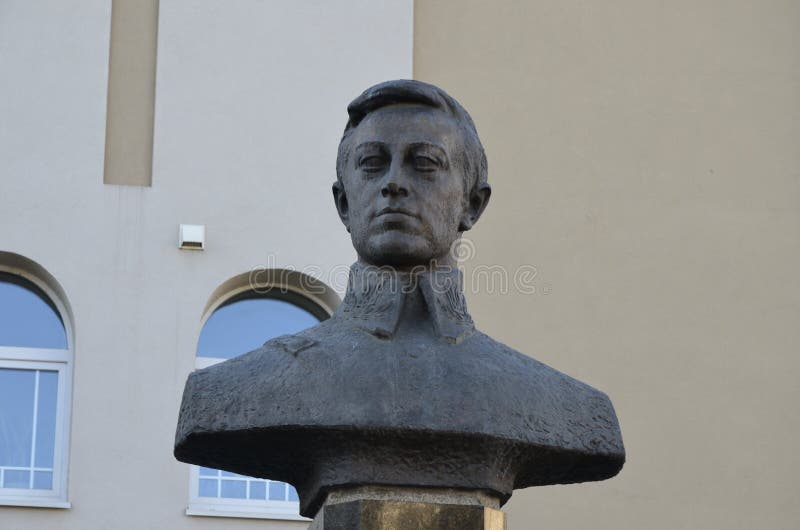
336, 262, 475, 344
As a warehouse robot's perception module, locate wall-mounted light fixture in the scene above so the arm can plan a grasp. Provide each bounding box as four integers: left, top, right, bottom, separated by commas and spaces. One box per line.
179, 224, 205, 250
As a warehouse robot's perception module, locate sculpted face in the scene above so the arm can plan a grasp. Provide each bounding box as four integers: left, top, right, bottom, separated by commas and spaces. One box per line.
334, 104, 485, 267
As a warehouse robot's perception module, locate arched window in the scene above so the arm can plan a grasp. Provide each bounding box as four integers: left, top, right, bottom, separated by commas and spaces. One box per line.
0, 268, 72, 508
187, 280, 333, 520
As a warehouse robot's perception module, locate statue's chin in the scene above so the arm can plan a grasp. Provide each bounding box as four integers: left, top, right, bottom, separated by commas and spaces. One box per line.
357, 232, 441, 268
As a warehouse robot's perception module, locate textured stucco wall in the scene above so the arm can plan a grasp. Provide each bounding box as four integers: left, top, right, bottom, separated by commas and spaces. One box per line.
414, 1, 800, 529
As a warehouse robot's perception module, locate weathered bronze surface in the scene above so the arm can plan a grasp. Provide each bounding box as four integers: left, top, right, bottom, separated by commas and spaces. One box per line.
174, 80, 625, 519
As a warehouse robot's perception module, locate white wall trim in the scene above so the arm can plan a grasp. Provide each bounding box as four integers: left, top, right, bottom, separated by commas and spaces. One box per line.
185, 505, 309, 521
0, 498, 71, 509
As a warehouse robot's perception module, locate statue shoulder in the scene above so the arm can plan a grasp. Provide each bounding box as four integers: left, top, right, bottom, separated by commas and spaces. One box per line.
262, 332, 318, 357
465, 330, 623, 449
185, 324, 330, 390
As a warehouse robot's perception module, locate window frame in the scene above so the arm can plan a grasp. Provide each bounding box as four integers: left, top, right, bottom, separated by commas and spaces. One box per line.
186, 280, 334, 521
0, 266, 73, 509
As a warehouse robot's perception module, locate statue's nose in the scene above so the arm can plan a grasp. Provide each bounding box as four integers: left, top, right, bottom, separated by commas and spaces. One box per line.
382, 180, 408, 198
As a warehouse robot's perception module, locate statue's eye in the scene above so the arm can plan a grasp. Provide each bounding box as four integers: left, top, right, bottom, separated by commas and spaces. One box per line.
413, 155, 440, 171
359, 156, 386, 172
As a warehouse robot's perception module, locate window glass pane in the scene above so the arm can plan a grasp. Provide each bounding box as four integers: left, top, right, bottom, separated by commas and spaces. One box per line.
198, 478, 218, 497
288, 485, 299, 502
196, 298, 319, 359
0, 368, 35, 467
1, 368, 61, 493
0, 276, 67, 349
3, 469, 29, 488
33, 470, 52, 490
34, 370, 58, 468
269, 481, 287, 501
249, 480, 266, 500
199, 466, 218, 477
220, 479, 246, 499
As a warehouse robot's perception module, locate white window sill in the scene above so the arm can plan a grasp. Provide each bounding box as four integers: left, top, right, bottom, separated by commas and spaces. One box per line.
186, 504, 310, 522
0, 498, 71, 509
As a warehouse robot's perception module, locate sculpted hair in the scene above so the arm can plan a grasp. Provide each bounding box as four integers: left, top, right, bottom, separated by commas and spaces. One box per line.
336, 80, 489, 198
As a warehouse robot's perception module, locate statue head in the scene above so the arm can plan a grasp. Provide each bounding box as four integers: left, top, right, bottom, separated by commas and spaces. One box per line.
333, 80, 491, 268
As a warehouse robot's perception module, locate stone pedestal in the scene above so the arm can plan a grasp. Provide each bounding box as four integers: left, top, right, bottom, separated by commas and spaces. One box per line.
308, 487, 505, 530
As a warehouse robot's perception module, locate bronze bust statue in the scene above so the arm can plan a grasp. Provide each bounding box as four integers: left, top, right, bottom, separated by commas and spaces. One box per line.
175, 80, 625, 519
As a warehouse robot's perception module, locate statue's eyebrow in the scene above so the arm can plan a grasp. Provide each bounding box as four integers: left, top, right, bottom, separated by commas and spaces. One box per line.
354, 141, 388, 155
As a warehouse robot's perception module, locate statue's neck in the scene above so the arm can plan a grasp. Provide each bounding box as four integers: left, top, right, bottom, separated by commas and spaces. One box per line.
354, 254, 459, 275
337, 261, 475, 344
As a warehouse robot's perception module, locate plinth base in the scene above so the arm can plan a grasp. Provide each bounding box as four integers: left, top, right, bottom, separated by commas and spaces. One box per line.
308, 487, 506, 530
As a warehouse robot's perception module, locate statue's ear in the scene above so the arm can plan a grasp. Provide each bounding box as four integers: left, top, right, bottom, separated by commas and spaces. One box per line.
459, 183, 491, 231
332, 181, 351, 232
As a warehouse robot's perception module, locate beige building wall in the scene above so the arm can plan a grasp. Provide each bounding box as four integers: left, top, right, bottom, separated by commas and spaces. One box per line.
414, 1, 800, 529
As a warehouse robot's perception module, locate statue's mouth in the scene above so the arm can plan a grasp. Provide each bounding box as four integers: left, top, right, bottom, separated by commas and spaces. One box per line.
375, 207, 418, 219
